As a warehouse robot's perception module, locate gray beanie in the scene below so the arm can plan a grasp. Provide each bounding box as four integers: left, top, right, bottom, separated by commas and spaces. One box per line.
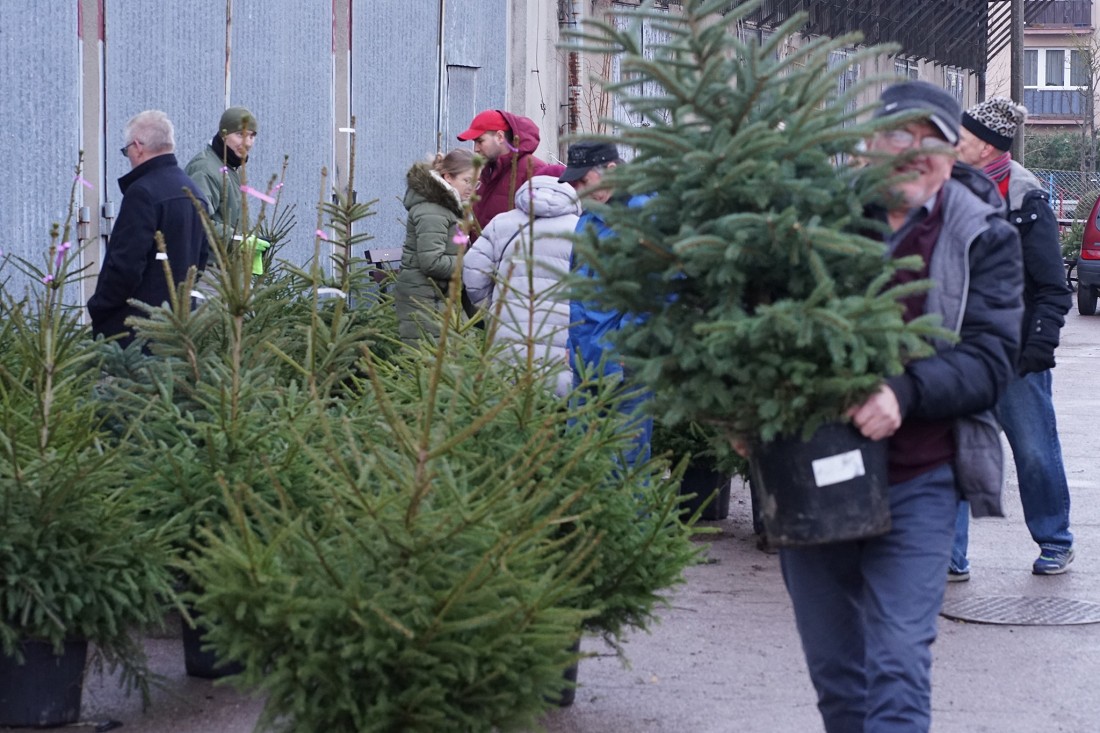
961, 98, 1027, 151
218, 106, 259, 136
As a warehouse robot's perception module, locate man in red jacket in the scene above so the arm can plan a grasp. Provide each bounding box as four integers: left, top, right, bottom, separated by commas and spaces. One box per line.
457, 109, 544, 235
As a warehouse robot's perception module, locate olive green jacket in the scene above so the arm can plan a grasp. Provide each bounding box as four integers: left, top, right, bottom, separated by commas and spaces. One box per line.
395, 162, 464, 342
185, 144, 243, 232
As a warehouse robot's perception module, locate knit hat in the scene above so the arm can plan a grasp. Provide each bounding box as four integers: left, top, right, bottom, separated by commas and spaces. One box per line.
218, 106, 259, 136
961, 98, 1027, 151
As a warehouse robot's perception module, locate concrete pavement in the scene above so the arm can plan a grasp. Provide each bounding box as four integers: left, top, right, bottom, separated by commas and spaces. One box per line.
51, 311, 1100, 732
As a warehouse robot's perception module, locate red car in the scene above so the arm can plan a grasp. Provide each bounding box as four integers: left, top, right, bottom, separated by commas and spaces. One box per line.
1077, 193, 1100, 314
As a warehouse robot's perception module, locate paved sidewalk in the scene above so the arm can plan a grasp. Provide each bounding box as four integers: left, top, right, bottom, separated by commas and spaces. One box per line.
56, 312, 1100, 732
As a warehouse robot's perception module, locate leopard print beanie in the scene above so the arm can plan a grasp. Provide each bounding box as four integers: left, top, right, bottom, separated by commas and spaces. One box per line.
961, 97, 1028, 151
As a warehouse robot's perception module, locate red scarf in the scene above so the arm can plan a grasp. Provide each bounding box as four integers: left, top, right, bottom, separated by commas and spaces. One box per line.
983, 151, 1012, 201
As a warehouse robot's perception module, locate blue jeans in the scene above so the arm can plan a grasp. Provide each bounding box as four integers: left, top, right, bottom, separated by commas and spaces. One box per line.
951, 370, 1072, 571
780, 464, 957, 733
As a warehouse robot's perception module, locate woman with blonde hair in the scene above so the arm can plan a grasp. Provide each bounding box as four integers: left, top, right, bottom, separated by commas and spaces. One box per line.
394, 148, 475, 343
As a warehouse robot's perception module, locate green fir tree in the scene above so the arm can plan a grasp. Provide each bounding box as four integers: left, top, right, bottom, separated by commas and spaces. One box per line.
565, 0, 946, 444
0, 158, 175, 702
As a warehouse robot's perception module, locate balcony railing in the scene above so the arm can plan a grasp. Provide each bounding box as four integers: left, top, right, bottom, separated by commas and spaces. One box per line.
1025, 88, 1087, 117
738, 0, 989, 72
1026, 0, 1093, 27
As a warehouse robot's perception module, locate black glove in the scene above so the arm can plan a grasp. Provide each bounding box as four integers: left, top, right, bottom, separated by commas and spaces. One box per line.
1018, 347, 1055, 376
1018, 318, 1058, 376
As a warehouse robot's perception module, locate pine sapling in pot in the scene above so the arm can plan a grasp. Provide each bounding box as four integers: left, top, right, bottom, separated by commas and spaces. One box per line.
0, 162, 175, 725
564, 0, 949, 544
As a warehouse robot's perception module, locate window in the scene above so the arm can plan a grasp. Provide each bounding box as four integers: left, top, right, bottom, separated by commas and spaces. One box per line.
828, 49, 861, 126
610, 2, 673, 140
1025, 48, 1090, 89
1025, 50, 1038, 86
1071, 50, 1090, 86
944, 67, 965, 103
1047, 49, 1066, 85
829, 50, 860, 96
894, 58, 919, 80
737, 21, 773, 50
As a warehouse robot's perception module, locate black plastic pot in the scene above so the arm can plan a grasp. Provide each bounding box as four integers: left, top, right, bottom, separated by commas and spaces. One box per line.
749, 421, 890, 547
548, 637, 582, 707
678, 460, 731, 521
0, 638, 88, 727
182, 605, 244, 679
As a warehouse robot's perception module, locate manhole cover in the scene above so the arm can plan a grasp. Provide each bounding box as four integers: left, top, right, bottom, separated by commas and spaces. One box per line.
940, 595, 1100, 626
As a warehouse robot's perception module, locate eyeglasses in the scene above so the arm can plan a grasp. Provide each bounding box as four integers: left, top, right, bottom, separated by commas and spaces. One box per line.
877, 129, 955, 153
119, 141, 138, 158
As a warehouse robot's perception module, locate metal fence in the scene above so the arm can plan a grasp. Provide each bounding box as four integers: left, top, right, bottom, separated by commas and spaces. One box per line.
1032, 168, 1100, 217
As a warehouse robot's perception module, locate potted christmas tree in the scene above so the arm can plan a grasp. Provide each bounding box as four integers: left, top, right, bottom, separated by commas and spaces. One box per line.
90, 151, 407, 679
651, 419, 742, 521
99, 189, 390, 678
132, 161, 701, 728
179, 317, 698, 731
565, 0, 944, 545
0, 193, 175, 726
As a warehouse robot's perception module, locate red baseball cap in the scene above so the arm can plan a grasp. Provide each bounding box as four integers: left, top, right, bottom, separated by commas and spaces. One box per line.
457, 110, 508, 141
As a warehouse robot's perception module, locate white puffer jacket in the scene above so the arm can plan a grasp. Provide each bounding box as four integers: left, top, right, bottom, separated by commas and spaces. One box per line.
463, 175, 581, 396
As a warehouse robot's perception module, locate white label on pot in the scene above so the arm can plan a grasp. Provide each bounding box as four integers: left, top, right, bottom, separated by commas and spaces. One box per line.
811, 449, 866, 487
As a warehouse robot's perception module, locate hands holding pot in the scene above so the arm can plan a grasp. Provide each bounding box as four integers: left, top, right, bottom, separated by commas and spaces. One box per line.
847, 385, 901, 441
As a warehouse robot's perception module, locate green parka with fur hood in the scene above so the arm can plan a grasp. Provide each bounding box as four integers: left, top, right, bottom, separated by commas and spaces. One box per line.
395, 161, 465, 342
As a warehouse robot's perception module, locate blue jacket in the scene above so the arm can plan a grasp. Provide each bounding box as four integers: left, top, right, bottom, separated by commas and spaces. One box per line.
568, 196, 653, 467
88, 154, 209, 346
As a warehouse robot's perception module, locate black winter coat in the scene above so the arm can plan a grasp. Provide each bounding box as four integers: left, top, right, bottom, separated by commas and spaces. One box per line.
884, 164, 1024, 517
87, 154, 209, 346
1005, 161, 1073, 375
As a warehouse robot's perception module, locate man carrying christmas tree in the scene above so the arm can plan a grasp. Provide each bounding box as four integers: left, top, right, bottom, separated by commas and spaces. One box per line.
949, 98, 1074, 580
780, 81, 1024, 732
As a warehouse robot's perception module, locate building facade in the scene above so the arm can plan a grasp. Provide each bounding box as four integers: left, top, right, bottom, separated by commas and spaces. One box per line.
986, 0, 1099, 128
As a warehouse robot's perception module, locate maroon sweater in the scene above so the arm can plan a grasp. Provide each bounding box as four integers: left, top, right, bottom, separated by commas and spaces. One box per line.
471, 111, 545, 235
885, 191, 956, 484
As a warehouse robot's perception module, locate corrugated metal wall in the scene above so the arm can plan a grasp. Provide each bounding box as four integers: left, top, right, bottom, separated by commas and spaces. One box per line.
105, 1, 330, 269
103, 2, 222, 204
230, 0, 332, 267
352, 0, 507, 259
442, 0, 507, 142
1, 0, 512, 304
1, 4, 81, 300
353, 1, 442, 258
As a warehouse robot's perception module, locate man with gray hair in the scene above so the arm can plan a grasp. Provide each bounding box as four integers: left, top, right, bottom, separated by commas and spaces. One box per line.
87, 109, 209, 348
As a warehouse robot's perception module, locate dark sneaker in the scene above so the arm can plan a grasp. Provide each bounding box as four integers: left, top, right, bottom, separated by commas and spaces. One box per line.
1033, 547, 1075, 575
947, 566, 970, 583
